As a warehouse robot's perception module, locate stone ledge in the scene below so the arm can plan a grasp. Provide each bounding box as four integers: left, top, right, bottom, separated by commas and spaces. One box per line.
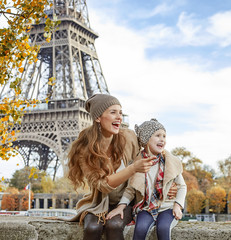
0, 216, 231, 240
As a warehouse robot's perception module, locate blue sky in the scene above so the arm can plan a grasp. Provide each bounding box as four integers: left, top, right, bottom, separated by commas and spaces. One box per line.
86, 0, 231, 171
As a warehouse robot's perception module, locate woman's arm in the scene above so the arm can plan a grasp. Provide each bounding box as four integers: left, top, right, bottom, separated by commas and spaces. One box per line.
81, 155, 155, 193
107, 156, 155, 188
167, 182, 177, 199
106, 181, 136, 220
173, 174, 187, 208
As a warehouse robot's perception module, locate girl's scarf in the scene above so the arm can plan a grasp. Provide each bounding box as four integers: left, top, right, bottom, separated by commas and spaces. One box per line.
131, 150, 165, 223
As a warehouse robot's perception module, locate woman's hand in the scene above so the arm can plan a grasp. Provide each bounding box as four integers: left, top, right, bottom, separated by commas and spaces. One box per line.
167, 182, 177, 199
173, 202, 183, 220
107, 156, 156, 188
106, 204, 127, 220
133, 156, 156, 173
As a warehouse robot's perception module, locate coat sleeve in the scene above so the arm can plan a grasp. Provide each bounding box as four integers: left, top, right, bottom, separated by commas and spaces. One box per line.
122, 128, 140, 165
174, 173, 187, 209
117, 129, 140, 205
118, 181, 136, 205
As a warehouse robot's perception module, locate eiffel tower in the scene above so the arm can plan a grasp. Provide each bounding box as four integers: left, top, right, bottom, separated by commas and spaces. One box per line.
4, 0, 112, 179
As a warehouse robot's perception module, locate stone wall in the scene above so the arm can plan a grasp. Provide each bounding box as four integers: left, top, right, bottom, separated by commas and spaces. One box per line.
0, 216, 231, 240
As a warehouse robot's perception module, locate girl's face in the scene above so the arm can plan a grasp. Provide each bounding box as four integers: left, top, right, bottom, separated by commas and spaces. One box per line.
96, 105, 122, 137
147, 129, 166, 155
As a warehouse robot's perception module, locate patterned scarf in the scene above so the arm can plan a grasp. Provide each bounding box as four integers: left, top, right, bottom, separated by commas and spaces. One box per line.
131, 150, 165, 223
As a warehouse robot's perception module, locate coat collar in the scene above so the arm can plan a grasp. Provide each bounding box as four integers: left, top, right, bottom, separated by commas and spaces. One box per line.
129, 150, 183, 196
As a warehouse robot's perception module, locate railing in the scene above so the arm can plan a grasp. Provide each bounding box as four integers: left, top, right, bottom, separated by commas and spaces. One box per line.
22, 98, 86, 112
28, 208, 76, 217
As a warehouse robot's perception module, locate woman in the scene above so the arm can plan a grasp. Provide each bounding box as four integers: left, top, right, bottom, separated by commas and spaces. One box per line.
68, 94, 156, 240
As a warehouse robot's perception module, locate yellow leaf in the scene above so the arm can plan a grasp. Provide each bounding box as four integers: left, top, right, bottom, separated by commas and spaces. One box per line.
6, 9, 11, 13
19, 67, 24, 73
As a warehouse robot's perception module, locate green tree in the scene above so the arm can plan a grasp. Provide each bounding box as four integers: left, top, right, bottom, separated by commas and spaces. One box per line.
186, 189, 206, 215
53, 177, 76, 194
41, 175, 54, 193
10, 166, 46, 192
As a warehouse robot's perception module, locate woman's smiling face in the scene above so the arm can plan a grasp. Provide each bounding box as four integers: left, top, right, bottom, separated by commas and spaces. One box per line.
96, 104, 122, 137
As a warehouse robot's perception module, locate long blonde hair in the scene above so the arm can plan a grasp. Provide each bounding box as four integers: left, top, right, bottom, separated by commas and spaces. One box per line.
67, 121, 126, 191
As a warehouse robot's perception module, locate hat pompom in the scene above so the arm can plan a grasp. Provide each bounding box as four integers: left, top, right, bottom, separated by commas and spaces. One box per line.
134, 124, 139, 135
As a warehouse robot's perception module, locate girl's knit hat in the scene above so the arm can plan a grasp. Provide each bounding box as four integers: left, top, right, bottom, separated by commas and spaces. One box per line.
135, 118, 166, 147
85, 94, 121, 120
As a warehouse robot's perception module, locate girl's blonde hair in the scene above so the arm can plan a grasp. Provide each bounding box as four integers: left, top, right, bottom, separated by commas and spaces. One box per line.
67, 121, 126, 191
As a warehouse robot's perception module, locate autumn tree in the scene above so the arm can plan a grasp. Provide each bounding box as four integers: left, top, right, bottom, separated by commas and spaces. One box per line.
217, 156, 231, 192
171, 147, 203, 171
171, 147, 192, 168
2, 187, 34, 210
0, 0, 59, 161
186, 189, 206, 215
1, 187, 19, 210
189, 165, 214, 194
228, 190, 231, 213
0, 176, 4, 191
182, 170, 199, 191
206, 186, 226, 213
19, 189, 34, 211
171, 147, 214, 193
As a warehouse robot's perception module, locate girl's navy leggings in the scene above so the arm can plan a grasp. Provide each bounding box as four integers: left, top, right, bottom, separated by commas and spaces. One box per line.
133, 209, 178, 240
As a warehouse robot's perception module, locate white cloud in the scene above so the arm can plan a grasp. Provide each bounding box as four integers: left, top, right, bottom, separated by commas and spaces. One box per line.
133, 10, 231, 48
150, 3, 173, 16
177, 12, 204, 45
133, 3, 174, 19
136, 12, 208, 48
129, 0, 187, 19
207, 11, 231, 47
90, 10, 231, 169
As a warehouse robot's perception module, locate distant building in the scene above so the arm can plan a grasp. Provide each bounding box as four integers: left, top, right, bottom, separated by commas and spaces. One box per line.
0, 192, 82, 211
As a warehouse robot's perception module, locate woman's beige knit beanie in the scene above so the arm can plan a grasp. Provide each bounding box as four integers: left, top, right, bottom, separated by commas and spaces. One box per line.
85, 94, 121, 120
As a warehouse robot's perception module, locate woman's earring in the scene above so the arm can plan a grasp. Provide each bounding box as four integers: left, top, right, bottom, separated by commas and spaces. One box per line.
98, 123, 101, 133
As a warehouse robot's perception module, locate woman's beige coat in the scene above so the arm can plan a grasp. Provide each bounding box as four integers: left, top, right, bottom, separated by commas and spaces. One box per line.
70, 128, 140, 224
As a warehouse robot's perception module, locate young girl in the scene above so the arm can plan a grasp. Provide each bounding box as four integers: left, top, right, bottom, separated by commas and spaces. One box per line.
67, 94, 156, 240
109, 118, 187, 240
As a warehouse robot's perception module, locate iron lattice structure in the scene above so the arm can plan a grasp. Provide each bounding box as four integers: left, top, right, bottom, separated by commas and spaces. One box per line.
1, 0, 114, 179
